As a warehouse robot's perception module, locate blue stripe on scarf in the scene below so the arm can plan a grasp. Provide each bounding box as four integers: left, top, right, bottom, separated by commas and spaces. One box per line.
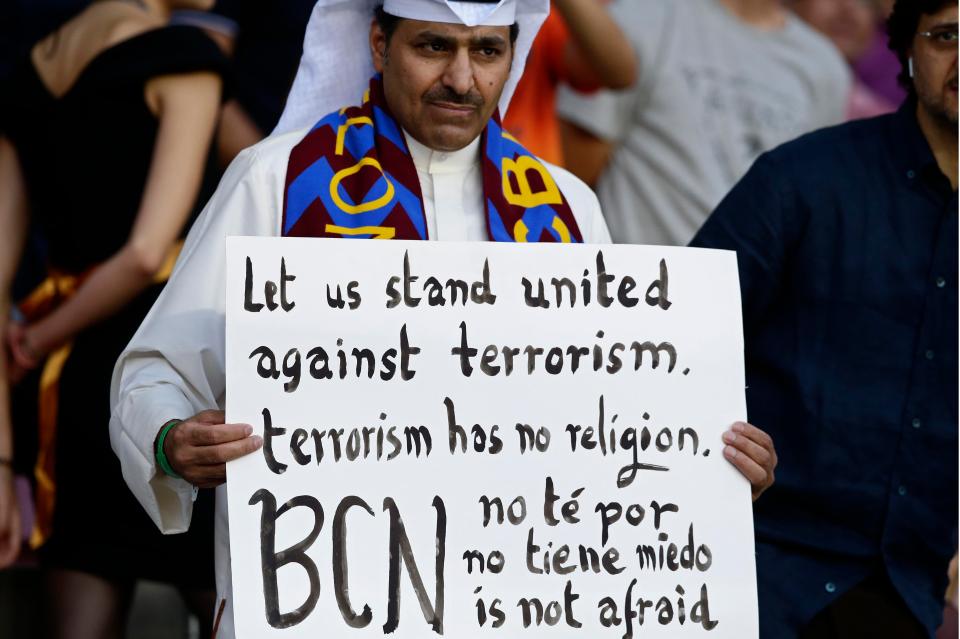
373, 105, 406, 152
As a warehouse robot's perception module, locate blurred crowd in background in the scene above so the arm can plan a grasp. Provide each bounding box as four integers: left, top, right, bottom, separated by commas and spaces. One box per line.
0, 0, 955, 637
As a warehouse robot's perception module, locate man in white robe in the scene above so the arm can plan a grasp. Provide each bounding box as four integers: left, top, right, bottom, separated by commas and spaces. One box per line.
110, 1, 615, 636
111, 1, 778, 636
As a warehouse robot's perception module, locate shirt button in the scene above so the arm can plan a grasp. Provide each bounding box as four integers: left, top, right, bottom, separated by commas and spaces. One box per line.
825, 582, 837, 593
907, 169, 916, 179
936, 277, 946, 288
898, 485, 908, 496
912, 418, 922, 429
925, 350, 935, 361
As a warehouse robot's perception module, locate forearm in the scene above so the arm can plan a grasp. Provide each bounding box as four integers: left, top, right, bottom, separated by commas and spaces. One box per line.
0, 302, 12, 462
216, 100, 264, 169
0, 395, 12, 464
26, 246, 157, 356
559, 119, 613, 187
554, 0, 637, 89
0, 137, 29, 315
0, 136, 29, 456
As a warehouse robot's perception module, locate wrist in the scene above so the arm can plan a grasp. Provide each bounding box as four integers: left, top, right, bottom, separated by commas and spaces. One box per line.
8, 329, 40, 370
155, 419, 183, 479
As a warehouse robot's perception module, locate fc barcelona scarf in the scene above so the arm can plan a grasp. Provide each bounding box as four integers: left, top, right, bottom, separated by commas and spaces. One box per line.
282, 75, 583, 243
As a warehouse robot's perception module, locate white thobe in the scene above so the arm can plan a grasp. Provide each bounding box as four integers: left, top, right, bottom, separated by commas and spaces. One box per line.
109, 127, 610, 638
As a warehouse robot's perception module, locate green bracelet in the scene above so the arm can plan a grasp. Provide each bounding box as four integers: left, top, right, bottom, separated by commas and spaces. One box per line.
156, 419, 183, 479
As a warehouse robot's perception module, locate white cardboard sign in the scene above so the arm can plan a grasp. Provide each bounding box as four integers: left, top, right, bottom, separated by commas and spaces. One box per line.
226, 238, 757, 638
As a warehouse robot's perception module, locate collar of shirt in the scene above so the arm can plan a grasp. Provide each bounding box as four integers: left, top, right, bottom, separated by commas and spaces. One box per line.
891, 98, 952, 194
403, 129, 482, 175
400, 128, 487, 240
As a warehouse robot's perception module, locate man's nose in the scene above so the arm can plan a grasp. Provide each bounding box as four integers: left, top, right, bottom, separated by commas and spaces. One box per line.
442, 49, 475, 97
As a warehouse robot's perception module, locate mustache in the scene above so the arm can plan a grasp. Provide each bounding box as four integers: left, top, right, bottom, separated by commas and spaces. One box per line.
423, 86, 484, 108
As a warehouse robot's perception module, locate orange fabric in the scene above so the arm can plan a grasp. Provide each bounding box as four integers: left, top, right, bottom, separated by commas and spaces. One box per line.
17, 242, 183, 549
19, 273, 82, 550
29, 343, 72, 549
504, 10, 601, 166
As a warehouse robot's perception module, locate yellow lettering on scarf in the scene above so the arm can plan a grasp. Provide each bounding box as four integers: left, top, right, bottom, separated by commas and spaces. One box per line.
330, 157, 396, 214
502, 156, 563, 209
514, 220, 529, 242
325, 224, 396, 239
551, 216, 572, 243
336, 117, 374, 155
513, 216, 573, 243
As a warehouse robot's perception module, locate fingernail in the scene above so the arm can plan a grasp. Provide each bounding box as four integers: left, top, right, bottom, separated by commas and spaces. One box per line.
722, 431, 737, 443
724, 445, 738, 458
252, 436, 263, 447
244, 425, 253, 436
732, 422, 745, 433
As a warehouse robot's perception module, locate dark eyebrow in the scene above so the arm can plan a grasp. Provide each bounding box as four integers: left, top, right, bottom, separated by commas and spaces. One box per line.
414, 31, 457, 44
471, 35, 507, 48
927, 20, 958, 30
412, 30, 507, 48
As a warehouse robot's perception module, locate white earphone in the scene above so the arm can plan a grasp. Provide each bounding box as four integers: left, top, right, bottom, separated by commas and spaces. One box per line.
908, 57, 915, 78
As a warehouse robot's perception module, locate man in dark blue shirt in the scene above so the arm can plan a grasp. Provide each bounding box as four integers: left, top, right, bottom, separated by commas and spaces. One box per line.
692, 1, 958, 637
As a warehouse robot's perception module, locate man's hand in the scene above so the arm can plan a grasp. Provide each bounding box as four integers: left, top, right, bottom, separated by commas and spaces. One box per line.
0, 467, 21, 568
722, 422, 777, 502
162, 410, 263, 488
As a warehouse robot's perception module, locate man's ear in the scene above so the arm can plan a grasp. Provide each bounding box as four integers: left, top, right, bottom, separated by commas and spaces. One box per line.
370, 20, 388, 72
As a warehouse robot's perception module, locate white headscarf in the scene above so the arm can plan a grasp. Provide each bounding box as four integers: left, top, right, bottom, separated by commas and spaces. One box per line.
273, 0, 548, 135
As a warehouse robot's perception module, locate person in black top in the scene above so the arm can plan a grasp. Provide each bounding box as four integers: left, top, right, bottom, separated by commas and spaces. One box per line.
0, 0, 227, 636
692, 1, 957, 637
0, 0, 90, 83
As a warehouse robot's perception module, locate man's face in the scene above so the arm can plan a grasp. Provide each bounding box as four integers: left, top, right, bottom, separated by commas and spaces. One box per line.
370, 18, 514, 152
912, 4, 958, 128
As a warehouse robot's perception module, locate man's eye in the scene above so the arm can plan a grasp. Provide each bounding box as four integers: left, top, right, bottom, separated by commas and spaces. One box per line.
938, 30, 959, 43
479, 47, 500, 57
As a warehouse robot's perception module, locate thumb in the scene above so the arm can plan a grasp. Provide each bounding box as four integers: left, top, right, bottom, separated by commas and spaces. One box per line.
193, 410, 226, 426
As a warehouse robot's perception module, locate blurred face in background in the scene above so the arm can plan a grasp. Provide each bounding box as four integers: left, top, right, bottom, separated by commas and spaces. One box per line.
791, 0, 878, 63
911, 4, 958, 127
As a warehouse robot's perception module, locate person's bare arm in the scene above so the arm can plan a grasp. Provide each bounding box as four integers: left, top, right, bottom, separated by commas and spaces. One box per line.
554, 0, 637, 90
560, 119, 615, 187
0, 137, 29, 568
216, 99, 264, 169
16, 72, 222, 361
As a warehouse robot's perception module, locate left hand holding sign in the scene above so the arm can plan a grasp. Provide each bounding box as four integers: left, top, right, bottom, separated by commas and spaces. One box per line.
161, 410, 263, 488
723, 422, 777, 502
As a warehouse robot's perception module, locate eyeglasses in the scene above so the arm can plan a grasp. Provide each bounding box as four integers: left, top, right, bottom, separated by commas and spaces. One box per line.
917, 25, 959, 51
